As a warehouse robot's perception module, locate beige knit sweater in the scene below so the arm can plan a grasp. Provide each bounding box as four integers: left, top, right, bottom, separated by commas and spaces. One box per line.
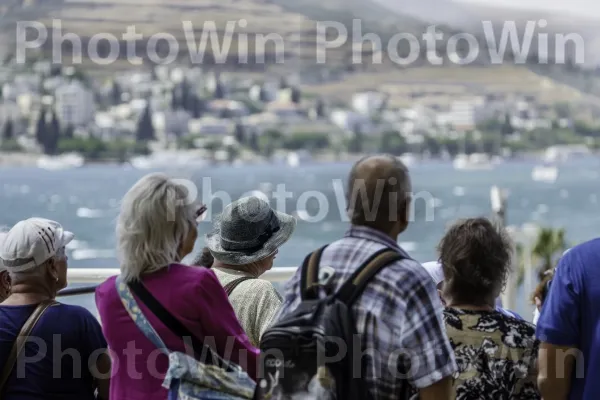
213, 267, 282, 347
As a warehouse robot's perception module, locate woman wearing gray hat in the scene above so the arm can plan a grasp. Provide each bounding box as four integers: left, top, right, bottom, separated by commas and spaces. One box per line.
205, 196, 296, 347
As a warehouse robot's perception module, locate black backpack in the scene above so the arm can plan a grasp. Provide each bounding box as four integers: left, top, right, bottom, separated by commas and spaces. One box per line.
255, 245, 404, 400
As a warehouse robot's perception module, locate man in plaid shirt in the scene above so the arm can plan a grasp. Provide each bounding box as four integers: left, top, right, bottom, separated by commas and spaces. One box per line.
276, 155, 457, 399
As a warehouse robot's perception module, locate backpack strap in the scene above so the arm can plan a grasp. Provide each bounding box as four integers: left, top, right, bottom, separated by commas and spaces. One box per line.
224, 276, 255, 297
336, 248, 404, 307
300, 245, 328, 301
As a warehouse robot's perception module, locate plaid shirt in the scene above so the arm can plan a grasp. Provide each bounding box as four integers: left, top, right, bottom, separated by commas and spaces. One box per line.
277, 225, 457, 400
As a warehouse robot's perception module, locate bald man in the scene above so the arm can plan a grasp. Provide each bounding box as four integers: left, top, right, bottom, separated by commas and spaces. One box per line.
277, 155, 456, 400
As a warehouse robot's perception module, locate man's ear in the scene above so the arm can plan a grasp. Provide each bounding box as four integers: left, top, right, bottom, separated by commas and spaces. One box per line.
46, 258, 59, 281
0, 271, 10, 287
398, 197, 411, 228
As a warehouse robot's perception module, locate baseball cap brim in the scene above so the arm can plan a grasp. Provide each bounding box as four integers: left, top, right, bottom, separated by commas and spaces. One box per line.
60, 231, 75, 248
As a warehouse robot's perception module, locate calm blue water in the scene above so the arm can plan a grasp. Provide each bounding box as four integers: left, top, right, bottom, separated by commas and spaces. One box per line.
2, 157, 600, 317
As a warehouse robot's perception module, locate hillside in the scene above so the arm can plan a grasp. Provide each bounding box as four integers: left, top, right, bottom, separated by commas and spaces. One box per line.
0, 0, 597, 106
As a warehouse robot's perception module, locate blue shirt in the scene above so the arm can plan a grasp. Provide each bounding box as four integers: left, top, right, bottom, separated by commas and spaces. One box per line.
0, 302, 107, 400
536, 238, 600, 400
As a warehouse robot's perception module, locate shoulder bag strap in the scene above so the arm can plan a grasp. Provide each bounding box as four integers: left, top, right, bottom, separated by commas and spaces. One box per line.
115, 276, 170, 354
336, 249, 405, 307
224, 277, 255, 297
300, 244, 328, 301
125, 278, 228, 369
0, 300, 57, 393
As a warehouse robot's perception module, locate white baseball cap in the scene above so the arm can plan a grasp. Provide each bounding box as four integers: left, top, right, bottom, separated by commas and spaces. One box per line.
0, 231, 7, 272
0, 218, 74, 272
422, 261, 444, 286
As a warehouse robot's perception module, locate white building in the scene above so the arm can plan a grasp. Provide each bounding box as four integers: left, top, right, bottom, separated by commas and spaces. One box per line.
330, 109, 371, 132
447, 98, 486, 131
188, 117, 233, 136
54, 80, 95, 127
351, 91, 385, 116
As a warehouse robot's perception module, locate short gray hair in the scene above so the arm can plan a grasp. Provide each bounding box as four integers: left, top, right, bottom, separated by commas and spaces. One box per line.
117, 173, 196, 282
346, 154, 411, 229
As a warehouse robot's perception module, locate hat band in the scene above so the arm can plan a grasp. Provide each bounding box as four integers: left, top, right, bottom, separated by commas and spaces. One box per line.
220, 210, 281, 255
0, 256, 39, 272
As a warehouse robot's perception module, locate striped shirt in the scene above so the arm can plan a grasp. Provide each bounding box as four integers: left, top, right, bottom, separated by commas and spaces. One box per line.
277, 225, 457, 400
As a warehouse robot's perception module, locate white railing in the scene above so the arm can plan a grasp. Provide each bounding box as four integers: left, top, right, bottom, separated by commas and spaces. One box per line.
66, 267, 298, 286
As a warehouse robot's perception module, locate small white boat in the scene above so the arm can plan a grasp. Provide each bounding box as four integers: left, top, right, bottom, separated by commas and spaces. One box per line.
271, 151, 312, 167
531, 164, 558, 183
37, 153, 84, 170
130, 151, 209, 170
398, 153, 419, 167
453, 153, 494, 170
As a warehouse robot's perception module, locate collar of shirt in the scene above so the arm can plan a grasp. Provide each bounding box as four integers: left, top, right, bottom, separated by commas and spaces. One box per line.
344, 225, 411, 258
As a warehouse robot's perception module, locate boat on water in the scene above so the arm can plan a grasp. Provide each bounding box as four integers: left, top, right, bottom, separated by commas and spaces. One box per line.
397, 153, 419, 167
272, 150, 313, 167
129, 151, 209, 170
531, 164, 558, 183
452, 153, 495, 170
37, 153, 84, 170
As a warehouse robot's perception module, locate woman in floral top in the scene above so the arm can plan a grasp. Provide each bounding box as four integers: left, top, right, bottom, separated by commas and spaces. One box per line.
437, 218, 541, 400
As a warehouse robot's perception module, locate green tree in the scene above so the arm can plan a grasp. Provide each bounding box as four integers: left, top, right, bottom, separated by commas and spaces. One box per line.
379, 131, 407, 155
282, 132, 330, 150
214, 80, 226, 99
234, 122, 246, 144
348, 124, 364, 153
500, 113, 514, 136
44, 112, 61, 155
2, 119, 14, 141
291, 87, 301, 104
248, 131, 260, 152
136, 105, 155, 142
517, 227, 568, 286
63, 124, 75, 139
0, 139, 23, 152
315, 98, 326, 118
35, 110, 46, 147
111, 81, 122, 105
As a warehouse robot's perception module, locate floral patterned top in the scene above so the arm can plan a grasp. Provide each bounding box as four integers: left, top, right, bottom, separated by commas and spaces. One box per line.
442, 308, 541, 400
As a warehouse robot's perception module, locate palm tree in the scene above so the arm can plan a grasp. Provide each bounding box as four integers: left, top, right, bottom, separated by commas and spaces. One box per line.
516, 226, 567, 286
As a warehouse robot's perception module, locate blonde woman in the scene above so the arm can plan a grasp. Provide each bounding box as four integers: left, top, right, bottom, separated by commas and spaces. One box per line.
205, 196, 296, 347
95, 173, 259, 400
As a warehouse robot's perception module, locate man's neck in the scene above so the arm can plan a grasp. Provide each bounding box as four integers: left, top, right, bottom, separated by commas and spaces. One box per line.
355, 224, 399, 242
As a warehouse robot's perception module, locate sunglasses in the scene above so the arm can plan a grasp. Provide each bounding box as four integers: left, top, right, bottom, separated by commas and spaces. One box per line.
195, 204, 208, 223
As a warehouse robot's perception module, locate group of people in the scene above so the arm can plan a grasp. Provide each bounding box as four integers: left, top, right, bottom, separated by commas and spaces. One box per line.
0, 153, 597, 400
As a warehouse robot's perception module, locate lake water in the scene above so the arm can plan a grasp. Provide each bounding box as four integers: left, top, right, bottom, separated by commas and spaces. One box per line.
2, 157, 600, 317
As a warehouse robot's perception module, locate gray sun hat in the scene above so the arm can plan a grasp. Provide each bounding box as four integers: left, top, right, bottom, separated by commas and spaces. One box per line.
205, 196, 296, 265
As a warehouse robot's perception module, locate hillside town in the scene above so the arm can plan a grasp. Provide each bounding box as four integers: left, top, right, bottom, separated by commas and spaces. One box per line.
0, 57, 599, 168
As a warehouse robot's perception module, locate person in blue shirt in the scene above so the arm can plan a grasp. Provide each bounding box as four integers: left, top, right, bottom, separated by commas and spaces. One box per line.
0, 231, 10, 302
0, 218, 110, 400
422, 261, 523, 319
536, 240, 600, 400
